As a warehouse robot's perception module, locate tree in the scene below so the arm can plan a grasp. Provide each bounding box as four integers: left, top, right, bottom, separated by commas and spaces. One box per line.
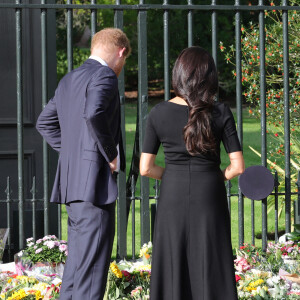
220, 0, 300, 219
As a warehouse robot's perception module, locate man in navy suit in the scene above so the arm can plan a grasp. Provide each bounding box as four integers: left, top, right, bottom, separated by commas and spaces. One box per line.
36, 28, 131, 300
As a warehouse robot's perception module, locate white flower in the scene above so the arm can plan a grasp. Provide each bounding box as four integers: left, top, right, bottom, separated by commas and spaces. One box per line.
34, 245, 37, 249
44, 241, 55, 249
27, 242, 34, 247
26, 237, 34, 243
43, 235, 51, 241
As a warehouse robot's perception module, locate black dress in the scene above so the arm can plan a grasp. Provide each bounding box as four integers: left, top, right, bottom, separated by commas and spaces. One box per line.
142, 101, 241, 300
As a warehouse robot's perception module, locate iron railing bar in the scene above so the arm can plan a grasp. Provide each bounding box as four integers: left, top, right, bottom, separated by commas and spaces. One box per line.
57, 204, 61, 239
1, 4, 299, 11
5, 177, 12, 260
41, 0, 49, 236
251, 200, 255, 245
259, 0, 267, 251
283, 0, 291, 234
131, 175, 136, 260
67, 0, 73, 72
163, 0, 170, 101
16, 0, 24, 250
91, 0, 97, 37
235, 0, 244, 247
30, 177, 37, 240
296, 172, 300, 227
226, 180, 232, 217
211, 0, 217, 72
187, 0, 193, 47
274, 171, 279, 242
114, 0, 127, 259
138, 0, 150, 246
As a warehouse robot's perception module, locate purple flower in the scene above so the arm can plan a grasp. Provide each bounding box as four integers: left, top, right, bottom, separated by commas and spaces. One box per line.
59, 244, 67, 252
60, 240, 67, 244
35, 248, 43, 254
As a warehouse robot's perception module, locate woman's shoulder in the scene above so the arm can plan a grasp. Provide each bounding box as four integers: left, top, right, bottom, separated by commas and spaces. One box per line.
148, 101, 176, 116
213, 101, 233, 116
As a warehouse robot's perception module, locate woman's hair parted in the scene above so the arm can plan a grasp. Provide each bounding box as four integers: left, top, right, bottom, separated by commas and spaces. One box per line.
172, 46, 218, 155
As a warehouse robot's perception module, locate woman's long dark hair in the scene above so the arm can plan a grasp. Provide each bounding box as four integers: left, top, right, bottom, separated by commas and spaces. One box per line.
172, 46, 218, 155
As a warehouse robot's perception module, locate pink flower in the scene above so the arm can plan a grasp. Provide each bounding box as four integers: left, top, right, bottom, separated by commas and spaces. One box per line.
36, 239, 43, 244
27, 242, 34, 247
65, 250, 68, 256
26, 237, 34, 243
131, 286, 143, 296
234, 256, 251, 272
35, 248, 43, 254
59, 244, 67, 252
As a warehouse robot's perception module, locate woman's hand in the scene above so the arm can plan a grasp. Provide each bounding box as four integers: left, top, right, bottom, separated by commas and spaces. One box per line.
222, 151, 245, 181
140, 153, 165, 180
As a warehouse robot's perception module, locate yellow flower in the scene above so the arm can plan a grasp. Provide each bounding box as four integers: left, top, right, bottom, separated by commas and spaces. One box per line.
110, 262, 122, 278
244, 279, 265, 292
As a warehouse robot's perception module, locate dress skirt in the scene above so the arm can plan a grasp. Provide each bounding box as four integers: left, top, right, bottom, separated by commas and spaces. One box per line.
150, 163, 238, 300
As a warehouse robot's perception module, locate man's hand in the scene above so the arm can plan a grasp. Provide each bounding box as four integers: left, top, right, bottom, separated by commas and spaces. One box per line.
109, 157, 118, 173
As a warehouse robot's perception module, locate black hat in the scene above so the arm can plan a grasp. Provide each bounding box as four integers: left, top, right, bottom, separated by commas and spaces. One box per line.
238, 165, 274, 200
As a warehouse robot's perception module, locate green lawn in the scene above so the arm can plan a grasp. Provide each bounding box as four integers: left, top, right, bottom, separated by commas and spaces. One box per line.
61, 100, 286, 259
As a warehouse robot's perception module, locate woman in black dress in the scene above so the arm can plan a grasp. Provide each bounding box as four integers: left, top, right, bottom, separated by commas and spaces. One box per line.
140, 47, 245, 300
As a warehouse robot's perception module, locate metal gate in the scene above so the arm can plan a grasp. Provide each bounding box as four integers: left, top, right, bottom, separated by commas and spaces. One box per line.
0, 0, 299, 261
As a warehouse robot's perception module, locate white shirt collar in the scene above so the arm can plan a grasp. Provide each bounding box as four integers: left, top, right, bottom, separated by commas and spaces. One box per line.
89, 55, 108, 67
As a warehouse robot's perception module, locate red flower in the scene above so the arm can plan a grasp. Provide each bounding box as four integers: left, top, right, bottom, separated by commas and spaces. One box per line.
275, 133, 279, 137
235, 275, 241, 282
121, 270, 131, 280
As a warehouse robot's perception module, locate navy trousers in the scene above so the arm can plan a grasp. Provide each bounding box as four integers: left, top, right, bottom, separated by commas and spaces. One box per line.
59, 201, 115, 300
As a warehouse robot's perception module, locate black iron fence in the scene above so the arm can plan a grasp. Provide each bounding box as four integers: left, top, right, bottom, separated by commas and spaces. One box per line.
0, 1, 299, 261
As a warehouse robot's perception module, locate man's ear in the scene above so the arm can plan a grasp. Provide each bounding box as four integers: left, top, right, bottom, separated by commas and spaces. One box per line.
118, 47, 126, 58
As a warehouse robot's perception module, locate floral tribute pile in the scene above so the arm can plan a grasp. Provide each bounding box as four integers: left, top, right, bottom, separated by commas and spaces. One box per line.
1, 237, 300, 299
0, 235, 66, 300
235, 241, 300, 299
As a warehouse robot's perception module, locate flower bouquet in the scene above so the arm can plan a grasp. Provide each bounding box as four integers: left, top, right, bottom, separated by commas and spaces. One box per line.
235, 242, 300, 299
15, 235, 68, 279
139, 242, 152, 265
0, 229, 9, 264
104, 242, 152, 299
0, 272, 61, 300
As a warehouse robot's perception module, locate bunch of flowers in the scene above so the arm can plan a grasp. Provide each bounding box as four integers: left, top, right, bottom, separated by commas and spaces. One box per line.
0, 273, 61, 300
22, 235, 68, 264
104, 243, 152, 299
235, 243, 263, 272
0, 229, 9, 263
139, 242, 152, 265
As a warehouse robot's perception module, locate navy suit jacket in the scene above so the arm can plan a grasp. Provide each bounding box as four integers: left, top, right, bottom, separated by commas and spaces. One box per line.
36, 59, 125, 205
